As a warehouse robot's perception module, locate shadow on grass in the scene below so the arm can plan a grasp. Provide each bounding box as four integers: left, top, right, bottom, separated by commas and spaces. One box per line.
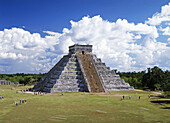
161, 107, 170, 109
150, 100, 170, 104
151, 100, 170, 109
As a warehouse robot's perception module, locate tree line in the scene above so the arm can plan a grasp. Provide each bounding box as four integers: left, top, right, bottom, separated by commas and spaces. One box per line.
0, 73, 45, 85
0, 66, 169, 92
118, 66, 170, 92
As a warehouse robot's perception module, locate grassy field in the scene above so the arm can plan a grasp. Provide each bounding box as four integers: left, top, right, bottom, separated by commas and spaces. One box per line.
0, 85, 170, 123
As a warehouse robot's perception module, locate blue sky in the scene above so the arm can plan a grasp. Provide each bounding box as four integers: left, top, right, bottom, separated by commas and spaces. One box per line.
0, 0, 170, 73
1, 0, 169, 34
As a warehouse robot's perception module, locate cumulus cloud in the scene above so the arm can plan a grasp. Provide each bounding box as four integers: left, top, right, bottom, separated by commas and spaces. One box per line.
146, 3, 170, 25
53, 15, 169, 71
161, 26, 170, 35
0, 3, 170, 73
0, 28, 58, 73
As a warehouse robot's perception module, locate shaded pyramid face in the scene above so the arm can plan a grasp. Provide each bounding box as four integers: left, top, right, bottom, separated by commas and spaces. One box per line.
33, 44, 134, 93
33, 54, 88, 93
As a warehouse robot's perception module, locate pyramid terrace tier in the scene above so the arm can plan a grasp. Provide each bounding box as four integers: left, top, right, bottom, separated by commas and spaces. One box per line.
48, 79, 83, 84
43, 87, 81, 93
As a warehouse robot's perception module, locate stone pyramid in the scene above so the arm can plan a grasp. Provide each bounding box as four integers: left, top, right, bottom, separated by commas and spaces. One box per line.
33, 44, 134, 93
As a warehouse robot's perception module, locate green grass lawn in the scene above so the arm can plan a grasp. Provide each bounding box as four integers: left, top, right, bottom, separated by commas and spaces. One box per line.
0, 85, 170, 123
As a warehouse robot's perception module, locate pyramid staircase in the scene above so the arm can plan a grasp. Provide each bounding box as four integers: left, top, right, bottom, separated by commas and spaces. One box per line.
76, 53, 105, 92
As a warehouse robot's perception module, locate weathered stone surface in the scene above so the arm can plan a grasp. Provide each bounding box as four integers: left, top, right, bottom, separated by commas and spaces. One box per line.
33, 44, 134, 93
91, 54, 134, 91
33, 54, 88, 92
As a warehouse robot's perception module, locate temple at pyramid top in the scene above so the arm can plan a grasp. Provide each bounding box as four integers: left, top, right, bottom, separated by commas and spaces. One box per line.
33, 44, 134, 93
69, 44, 92, 54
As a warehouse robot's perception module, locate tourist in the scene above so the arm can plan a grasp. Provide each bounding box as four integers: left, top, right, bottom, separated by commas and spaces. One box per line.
61, 92, 63, 96
129, 95, 131, 99
22, 99, 24, 103
24, 100, 27, 104
122, 95, 125, 100
148, 94, 150, 98
20, 100, 22, 104
139, 96, 141, 100
15, 101, 18, 106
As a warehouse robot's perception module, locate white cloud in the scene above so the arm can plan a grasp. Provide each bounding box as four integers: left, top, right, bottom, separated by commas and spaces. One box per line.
146, 3, 170, 25
0, 28, 58, 73
1, 3, 170, 73
53, 15, 168, 71
161, 26, 170, 35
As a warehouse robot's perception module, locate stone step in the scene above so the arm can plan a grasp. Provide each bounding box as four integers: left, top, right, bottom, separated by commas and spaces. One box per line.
102, 79, 125, 84
59, 75, 82, 79
66, 62, 78, 66
105, 87, 134, 91
104, 84, 130, 88
63, 66, 80, 71
61, 61, 78, 67
49, 79, 82, 84
61, 71, 81, 75
50, 87, 80, 93
46, 79, 84, 88
101, 77, 121, 81
94, 58, 102, 63
53, 84, 79, 88
69, 58, 77, 62
98, 70, 115, 75
104, 81, 130, 86
94, 62, 106, 66
50, 73, 81, 80
52, 70, 81, 75
70, 54, 76, 57
54, 82, 84, 87
96, 66, 110, 70
100, 75, 120, 79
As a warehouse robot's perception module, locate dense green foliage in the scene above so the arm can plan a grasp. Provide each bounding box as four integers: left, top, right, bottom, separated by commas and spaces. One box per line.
0, 66, 169, 92
119, 71, 145, 89
119, 66, 170, 91
0, 73, 45, 85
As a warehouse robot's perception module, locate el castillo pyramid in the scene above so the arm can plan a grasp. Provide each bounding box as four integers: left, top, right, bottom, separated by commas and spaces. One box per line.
33, 44, 134, 93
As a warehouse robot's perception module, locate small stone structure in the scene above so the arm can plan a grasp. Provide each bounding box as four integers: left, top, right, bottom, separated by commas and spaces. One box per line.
33, 44, 134, 93
0, 80, 14, 85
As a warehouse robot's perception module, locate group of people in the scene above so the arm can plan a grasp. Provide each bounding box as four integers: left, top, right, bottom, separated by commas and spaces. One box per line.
15, 99, 27, 106
16, 89, 29, 94
121, 95, 141, 100
33, 91, 45, 95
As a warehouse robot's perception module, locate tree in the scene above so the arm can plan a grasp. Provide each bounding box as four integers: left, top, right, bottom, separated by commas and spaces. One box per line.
142, 66, 169, 91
